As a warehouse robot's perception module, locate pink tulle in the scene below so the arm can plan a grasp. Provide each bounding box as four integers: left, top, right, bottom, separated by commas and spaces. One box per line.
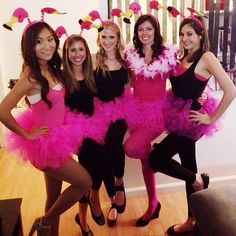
163, 91, 220, 140
124, 94, 165, 134
6, 109, 81, 169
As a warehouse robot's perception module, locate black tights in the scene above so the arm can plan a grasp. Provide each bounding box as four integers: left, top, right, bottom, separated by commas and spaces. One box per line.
79, 119, 127, 198
149, 133, 197, 217
79, 138, 115, 198
105, 119, 127, 179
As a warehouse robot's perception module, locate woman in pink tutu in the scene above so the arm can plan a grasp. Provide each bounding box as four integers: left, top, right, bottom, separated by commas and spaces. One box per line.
62, 33, 121, 235
124, 14, 178, 227
0, 22, 92, 236
149, 15, 236, 234
89, 20, 128, 228
66, 20, 128, 233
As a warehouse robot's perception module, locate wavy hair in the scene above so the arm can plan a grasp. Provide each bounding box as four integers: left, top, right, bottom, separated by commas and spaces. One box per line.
96, 20, 125, 73
21, 22, 62, 108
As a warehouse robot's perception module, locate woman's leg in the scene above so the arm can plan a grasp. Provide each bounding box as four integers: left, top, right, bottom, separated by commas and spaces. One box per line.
105, 119, 127, 209
166, 141, 198, 234
79, 138, 104, 225
149, 133, 196, 183
124, 128, 160, 223
171, 142, 197, 233
44, 174, 62, 236
40, 158, 92, 225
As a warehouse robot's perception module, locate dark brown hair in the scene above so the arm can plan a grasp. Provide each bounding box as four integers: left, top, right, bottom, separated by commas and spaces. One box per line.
179, 16, 210, 62
133, 14, 165, 59
21, 22, 62, 108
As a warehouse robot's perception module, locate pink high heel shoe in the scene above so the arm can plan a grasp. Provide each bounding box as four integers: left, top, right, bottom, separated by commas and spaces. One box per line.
28, 217, 51, 236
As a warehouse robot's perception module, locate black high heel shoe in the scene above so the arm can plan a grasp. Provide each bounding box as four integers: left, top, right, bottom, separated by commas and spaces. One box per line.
167, 224, 193, 235
136, 202, 161, 227
107, 203, 118, 227
88, 198, 105, 226
115, 183, 126, 214
75, 213, 94, 236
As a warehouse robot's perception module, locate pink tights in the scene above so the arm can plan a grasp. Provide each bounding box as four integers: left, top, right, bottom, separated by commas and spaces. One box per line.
124, 128, 161, 219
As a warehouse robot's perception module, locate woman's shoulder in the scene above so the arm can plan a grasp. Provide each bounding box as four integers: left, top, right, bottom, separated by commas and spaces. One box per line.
200, 51, 219, 67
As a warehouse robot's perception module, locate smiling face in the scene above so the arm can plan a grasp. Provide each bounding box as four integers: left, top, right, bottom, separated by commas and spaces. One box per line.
98, 27, 119, 53
35, 27, 56, 65
137, 20, 155, 47
68, 40, 86, 67
179, 24, 202, 53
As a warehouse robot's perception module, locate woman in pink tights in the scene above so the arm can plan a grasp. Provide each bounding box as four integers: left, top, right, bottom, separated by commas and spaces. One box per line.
124, 14, 178, 227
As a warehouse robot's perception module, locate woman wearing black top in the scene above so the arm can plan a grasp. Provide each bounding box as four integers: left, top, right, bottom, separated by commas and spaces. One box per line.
63, 34, 114, 236
148, 15, 236, 235
91, 20, 128, 227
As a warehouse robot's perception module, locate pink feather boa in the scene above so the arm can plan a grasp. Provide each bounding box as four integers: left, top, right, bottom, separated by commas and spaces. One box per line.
124, 43, 179, 80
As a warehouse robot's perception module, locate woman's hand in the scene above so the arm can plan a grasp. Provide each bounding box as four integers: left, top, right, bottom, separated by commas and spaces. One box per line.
189, 110, 211, 125
25, 126, 50, 140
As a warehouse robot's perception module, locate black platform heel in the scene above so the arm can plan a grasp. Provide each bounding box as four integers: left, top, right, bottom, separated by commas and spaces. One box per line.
75, 213, 94, 236
107, 203, 118, 227
88, 197, 105, 226
136, 202, 161, 227
115, 183, 126, 214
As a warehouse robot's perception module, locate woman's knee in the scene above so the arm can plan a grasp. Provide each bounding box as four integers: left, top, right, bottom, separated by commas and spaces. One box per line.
124, 139, 149, 159
149, 143, 168, 172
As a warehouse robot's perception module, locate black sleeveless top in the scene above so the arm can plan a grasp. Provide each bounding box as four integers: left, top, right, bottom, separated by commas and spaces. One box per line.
170, 57, 209, 110
65, 80, 94, 116
94, 67, 128, 102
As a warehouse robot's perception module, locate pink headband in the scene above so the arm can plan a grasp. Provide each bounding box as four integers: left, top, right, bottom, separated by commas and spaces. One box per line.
185, 7, 204, 29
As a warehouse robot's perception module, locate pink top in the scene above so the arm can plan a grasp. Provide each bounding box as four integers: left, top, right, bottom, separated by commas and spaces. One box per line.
131, 72, 167, 101
29, 85, 65, 129
173, 64, 207, 81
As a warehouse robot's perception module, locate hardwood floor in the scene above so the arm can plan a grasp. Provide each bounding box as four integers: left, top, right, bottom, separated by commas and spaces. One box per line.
0, 148, 188, 236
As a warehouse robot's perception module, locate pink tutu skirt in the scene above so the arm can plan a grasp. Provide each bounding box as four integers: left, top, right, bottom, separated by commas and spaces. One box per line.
6, 109, 83, 170
64, 108, 110, 145
93, 94, 126, 123
163, 91, 220, 140
124, 94, 165, 134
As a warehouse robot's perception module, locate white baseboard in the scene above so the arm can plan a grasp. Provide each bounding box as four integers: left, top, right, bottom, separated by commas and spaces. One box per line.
126, 175, 236, 197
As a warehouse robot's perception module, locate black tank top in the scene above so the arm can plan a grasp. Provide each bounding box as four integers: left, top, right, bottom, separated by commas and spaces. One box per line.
65, 80, 94, 116
95, 67, 128, 102
170, 57, 209, 110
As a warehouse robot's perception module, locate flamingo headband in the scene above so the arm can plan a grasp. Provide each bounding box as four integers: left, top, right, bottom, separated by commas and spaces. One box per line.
77, 1, 142, 33
2, 7, 66, 33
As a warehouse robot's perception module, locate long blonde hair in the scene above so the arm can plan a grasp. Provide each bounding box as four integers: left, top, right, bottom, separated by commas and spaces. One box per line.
96, 21, 125, 72
62, 35, 96, 94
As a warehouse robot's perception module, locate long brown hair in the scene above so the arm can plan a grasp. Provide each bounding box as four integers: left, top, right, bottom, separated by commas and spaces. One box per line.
62, 34, 96, 94
179, 16, 210, 62
21, 22, 62, 108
